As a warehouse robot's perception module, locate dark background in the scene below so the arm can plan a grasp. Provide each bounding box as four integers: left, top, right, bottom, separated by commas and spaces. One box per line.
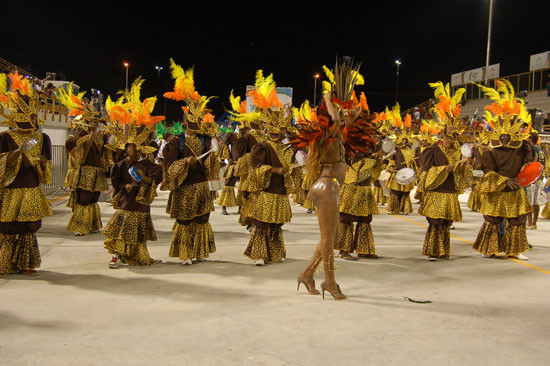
4, 1, 550, 122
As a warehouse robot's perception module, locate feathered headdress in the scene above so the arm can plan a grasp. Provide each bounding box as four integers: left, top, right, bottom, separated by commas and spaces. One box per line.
56, 82, 105, 130
418, 119, 442, 144
105, 77, 165, 153
385, 103, 413, 145
428, 81, 466, 139
0, 72, 45, 131
473, 79, 531, 148
246, 70, 291, 134
164, 58, 215, 131
227, 89, 258, 129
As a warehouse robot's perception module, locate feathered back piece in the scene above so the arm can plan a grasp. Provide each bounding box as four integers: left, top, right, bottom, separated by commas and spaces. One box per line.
322, 57, 364, 114
473, 79, 531, 148
105, 77, 165, 154
0, 72, 44, 130
164, 58, 214, 130
291, 58, 376, 174
428, 81, 466, 138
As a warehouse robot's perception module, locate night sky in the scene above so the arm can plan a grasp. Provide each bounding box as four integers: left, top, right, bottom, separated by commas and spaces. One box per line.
4, 1, 550, 122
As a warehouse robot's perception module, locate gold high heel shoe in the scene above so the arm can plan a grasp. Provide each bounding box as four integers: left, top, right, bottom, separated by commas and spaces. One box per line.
320, 282, 346, 300
297, 256, 321, 295
297, 274, 320, 295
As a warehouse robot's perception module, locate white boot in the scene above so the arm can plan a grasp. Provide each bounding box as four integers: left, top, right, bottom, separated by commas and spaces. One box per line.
254, 259, 265, 266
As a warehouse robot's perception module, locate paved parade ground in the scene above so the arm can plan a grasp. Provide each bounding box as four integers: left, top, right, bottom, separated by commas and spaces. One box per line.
2, 189, 550, 366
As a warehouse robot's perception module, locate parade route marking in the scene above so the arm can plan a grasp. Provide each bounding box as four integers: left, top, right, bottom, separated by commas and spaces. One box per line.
384, 209, 550, 275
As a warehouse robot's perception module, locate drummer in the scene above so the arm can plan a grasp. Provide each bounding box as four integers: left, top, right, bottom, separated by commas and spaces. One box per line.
384, 105, 417, 215
471, 79, 534, 260
417, 86, 473, 260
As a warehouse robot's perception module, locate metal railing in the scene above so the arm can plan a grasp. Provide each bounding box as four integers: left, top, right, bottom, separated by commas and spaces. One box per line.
41, 145, 69, 197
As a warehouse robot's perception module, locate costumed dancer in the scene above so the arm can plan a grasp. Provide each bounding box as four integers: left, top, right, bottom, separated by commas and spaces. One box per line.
232, 94, 267, 232
57, 84, 110, 236
102, 78, 165, 268
525, 132, 546, 229
217, 93, 245, 215
384, 104, 417, 215
233, 71, 295, 265
413, 119, 443, 208
471, 79, 534, 260
371, 113, 393, 205
417, 82, 473, 261
162, 59, 217, 265
467, 125, 488, 212
0, 72, 52, 276
334, 92, 383, 259
292, 58, 378, 300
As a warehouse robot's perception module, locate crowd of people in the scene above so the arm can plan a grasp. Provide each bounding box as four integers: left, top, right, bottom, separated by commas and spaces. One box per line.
1, 59, 549, 301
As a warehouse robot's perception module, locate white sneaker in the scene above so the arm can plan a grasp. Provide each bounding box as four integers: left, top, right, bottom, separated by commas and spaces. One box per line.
108, 256, 120, 268
254, 259, 265, 266
279, 258, 285, 262
510, 253, 528, 261
192, 257, 206, 263
481, 254, 494, 258
74, 232, 84, 236
181, 259, 193, 265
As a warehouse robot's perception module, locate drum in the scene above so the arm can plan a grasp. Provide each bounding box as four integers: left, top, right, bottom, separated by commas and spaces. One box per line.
473, 169, 484, 178
396, 167, 416, 185
378, 170, 391, 181
517, 162, 543, 187
461, 143, 474, 158
128, 166, 142, 182
381, 139, 396, 153
294, 150, 307, 166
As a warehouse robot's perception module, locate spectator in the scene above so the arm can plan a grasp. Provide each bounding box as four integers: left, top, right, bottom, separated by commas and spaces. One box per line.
543, 113, 550, 133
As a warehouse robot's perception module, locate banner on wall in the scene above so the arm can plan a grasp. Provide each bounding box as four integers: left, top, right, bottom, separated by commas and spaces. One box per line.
451, 73, 463, 87
529, 51, 550, 71
451, 64, 500, 85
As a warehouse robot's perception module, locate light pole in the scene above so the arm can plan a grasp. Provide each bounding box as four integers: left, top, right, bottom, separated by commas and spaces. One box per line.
485, 0, 494, 86
155, 65, 163, 94
395, 60, 401, 103
123, 62, 130, 91
313, 73, 320, 106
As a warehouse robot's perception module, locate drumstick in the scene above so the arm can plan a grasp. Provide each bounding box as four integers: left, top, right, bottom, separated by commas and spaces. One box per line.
383, 150, 397, 160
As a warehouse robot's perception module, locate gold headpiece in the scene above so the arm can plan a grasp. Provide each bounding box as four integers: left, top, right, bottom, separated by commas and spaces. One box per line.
428, 81, 466, 140
247, 70, 290, 134
164, 58, 215, 132
0, 72, 45, 131
105, 77, 165, 154
474, 79, 531, 148
385, 103, 413, 146
56, 82, 104, 130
